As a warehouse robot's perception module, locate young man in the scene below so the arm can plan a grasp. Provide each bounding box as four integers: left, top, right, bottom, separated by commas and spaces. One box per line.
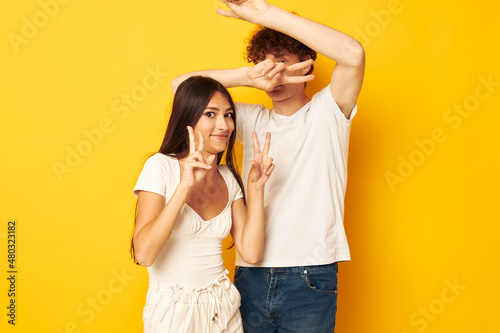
171, 1, 365, 331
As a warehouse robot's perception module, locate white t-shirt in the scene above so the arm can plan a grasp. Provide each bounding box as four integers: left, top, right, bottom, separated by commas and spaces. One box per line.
235, 85, 356, 267
134, 153, 244, 287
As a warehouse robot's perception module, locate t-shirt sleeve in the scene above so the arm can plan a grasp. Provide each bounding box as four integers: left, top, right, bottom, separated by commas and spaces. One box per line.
133, 154, 170, 198
235, 102, 263, 144
313, 84, 357, 132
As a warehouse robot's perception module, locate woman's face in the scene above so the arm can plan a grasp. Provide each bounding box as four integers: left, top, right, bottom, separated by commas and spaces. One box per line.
192, 91, 235, 157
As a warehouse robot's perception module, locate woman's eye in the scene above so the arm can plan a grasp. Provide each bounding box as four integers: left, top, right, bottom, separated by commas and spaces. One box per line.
225, 113, 234, 118
204, 112, 215, 117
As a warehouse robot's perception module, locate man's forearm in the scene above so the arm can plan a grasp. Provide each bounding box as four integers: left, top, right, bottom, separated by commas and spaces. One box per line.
171, 67, 252, 94
255, 5, 364, 67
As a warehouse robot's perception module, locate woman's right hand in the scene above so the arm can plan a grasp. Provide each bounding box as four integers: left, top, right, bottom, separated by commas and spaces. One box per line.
178, 126, 216, 189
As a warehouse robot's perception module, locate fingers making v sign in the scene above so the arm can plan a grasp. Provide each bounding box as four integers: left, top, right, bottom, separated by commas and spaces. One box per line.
248, 131, 275, 187
248, 58, 316, 92
179, 126, 216, 189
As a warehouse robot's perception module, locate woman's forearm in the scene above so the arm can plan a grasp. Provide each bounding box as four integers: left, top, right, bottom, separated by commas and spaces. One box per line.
238, 183, 266, 264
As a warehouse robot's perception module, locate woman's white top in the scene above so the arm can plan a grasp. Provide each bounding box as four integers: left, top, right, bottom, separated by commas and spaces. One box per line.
134, 153, 244, 288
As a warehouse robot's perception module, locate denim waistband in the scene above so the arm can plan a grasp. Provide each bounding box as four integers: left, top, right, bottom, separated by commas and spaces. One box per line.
236, 262, 338, 273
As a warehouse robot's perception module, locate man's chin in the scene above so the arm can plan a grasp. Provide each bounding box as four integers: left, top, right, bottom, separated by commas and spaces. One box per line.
267, 86, 284, 96
266, 93, 290, 104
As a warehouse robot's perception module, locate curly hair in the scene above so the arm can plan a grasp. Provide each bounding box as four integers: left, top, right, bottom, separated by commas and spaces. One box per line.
245, 25, 317, 75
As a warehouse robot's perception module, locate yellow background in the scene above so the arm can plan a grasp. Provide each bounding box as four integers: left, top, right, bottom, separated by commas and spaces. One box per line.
1, 0, 499, 332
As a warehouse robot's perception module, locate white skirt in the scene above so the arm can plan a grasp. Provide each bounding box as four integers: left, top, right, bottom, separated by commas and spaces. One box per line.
143, 274, 243, 333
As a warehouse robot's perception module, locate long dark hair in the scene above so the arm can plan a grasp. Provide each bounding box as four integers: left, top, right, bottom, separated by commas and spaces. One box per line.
130, 76, 245, 262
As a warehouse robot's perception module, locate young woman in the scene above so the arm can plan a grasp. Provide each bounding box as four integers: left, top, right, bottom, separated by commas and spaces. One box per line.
131, 76, 274, 332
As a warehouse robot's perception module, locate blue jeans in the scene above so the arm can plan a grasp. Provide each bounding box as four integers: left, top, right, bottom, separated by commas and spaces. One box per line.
234, 263, 338, 333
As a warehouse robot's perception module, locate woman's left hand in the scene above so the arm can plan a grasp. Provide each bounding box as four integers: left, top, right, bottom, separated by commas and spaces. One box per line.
248, 131, 274, 187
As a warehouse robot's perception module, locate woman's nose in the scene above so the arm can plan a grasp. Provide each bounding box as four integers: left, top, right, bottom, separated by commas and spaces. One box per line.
217, 115, 229, 130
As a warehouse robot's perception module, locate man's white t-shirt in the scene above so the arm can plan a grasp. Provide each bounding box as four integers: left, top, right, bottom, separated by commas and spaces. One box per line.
235, 85, 356, 267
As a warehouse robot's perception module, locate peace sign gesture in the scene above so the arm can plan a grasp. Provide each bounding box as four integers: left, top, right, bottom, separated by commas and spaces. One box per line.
248, 132, 275, 188
248, 58, 315, 92
179, 126, 216, 189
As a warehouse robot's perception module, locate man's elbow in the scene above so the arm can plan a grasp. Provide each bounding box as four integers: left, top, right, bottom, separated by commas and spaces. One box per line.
171, 74, 192, 94
345, 40, 365, 68
171, 76, 182, 95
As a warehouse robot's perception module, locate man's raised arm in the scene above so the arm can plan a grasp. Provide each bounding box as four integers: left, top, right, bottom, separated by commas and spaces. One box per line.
218, 0, 365, 118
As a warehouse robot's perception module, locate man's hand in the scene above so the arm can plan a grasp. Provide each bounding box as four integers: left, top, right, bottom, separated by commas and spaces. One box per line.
248, 58, 315, 91
216, 0, 272, 25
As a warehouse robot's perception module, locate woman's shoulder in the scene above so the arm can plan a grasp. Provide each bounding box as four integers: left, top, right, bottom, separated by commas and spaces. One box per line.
217, 164, 243, 199
145, 153, 177, 166
134, 154, 178, 197
218, 164, 238, 185
217, 164, 232, 175
140, 153, 179, 177
216, 163, 231, 175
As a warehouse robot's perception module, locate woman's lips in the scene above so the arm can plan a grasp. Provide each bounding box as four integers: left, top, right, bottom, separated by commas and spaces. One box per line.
211, 134, 228, 140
